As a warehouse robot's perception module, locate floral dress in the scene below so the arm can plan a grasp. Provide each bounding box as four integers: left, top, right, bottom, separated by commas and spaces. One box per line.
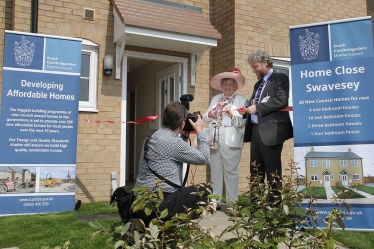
208, 93, 237, 149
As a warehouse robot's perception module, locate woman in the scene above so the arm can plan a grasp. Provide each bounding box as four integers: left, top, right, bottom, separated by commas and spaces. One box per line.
203, 68, 247, 209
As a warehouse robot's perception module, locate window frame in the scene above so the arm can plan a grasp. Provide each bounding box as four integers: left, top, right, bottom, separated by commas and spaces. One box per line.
323, 160, 330, 167
352, 160, 358, 167
79, 39, 99, 112
340, 160, 347, 167
310, 160, 318, 167
353, 174, 359, 180
311, 175, 318, 181
272, 58, 292, 108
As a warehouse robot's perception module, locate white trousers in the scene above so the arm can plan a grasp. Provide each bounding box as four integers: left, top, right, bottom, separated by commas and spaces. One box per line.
210, 134, 242, 205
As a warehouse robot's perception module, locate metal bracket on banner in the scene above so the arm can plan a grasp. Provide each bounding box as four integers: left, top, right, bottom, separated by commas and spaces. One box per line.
111, 172, 117, 195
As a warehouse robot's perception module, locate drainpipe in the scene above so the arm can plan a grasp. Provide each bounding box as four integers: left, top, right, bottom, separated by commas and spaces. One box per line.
31, 0, 38, 33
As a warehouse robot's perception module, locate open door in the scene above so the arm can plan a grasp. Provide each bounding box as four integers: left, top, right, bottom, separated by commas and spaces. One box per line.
156, 63, 181, 128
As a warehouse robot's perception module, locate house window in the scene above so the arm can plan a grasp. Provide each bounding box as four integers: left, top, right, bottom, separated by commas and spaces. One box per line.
353, 174, 359, 180
310, 160, 318, 167
331, 174, 334, 180
311, 175, 318, 181
352, 160, 358, 167
79, 40, 98, 112
323, 160, 330, 167
0, 171, 4, 175
340, 160, 347, 167
273, 58, 293, 121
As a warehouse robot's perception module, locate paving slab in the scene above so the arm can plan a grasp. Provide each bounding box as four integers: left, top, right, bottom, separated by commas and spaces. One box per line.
199, 204, 350, 249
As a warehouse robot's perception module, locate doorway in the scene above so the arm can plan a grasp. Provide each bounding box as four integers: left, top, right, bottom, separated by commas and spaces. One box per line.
121, 51, 188, 186
324, 175, 331, 187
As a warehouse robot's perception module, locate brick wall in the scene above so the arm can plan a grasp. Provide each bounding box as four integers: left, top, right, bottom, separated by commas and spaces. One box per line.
0, 0, 13, 100
368, 0, 374, 37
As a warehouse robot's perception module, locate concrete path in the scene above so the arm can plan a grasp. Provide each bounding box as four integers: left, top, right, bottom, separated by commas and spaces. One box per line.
199, 203, 350, 249
349, 187, 374, 198
325, 186, 336, 199
324, 186, 374, 200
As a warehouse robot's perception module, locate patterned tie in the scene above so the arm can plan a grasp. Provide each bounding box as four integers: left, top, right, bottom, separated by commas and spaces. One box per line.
254, 79, 265, 104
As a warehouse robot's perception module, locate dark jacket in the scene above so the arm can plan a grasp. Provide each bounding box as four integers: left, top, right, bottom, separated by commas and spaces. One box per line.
243, 72, 293, 146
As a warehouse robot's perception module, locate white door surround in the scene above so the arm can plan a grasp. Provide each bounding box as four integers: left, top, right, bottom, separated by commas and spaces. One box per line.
119, 51, 188, 186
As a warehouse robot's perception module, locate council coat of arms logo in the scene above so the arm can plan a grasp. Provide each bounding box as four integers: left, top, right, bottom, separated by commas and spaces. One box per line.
298, 29, 320, 61
14, 36, 35, 66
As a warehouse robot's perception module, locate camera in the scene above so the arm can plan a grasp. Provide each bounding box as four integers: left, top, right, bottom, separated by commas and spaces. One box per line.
180, 94, 201, 131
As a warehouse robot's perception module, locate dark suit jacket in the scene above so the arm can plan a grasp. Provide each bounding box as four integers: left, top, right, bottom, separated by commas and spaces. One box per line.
243, 72, 293, 146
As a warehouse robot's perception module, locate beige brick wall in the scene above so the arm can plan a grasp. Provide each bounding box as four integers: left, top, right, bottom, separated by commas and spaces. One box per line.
0, 0, 13, 100
368, 0, 374, 37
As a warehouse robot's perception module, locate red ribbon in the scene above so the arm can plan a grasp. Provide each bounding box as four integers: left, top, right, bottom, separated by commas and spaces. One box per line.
82, 115, 161, 124
278, 106, 293, 111
82, 106, 293, 124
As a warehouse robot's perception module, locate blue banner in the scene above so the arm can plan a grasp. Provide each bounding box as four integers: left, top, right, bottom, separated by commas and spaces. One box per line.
290, 18, 374, 147
301, 203, 374, 231
0, 31, 81, 215
290, 17, 374, 231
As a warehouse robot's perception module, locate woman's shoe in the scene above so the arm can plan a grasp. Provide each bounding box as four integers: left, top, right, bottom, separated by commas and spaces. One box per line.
210, 200, 221, 211
216, 203, 221, 210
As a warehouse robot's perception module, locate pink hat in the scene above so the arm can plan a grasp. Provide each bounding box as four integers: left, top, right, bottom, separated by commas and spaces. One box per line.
210, 68, 246, 91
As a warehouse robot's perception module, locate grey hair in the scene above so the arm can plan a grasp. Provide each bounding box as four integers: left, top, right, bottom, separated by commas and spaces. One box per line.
247, 49, 273, 68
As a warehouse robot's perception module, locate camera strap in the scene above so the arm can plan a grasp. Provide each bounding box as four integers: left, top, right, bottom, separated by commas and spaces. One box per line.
143, 130, 190, 189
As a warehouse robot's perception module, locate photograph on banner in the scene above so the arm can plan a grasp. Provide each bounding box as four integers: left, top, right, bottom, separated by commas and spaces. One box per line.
0, 166, 76, 195
290, 17, 374, 230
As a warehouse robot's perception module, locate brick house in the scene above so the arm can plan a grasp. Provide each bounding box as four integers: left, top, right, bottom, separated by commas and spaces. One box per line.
0, 166, 30, 183
0, 0, 373, 202
305, 147, 364, 187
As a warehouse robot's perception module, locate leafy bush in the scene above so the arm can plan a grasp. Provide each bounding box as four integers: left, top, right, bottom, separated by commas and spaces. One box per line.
91, 160, 351, 249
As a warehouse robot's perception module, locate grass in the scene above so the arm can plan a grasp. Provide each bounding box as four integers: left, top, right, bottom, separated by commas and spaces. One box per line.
1, 200, 374, 248
332, 186, 366, 199
332, 230, 374, 249
0, 201, 120, 249
356, 185, 374, 195
299, 186, 327, 199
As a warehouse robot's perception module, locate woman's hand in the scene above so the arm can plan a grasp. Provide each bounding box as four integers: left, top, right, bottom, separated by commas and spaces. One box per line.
224, 110, 233, 118
238, 106, 247, 115
208, 109, 217, 119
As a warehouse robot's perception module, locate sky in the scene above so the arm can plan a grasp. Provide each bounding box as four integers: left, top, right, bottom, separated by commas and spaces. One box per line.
24, 166, 76, 179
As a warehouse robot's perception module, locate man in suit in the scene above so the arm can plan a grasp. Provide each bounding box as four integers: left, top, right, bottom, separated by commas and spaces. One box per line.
238, 49, 293, 202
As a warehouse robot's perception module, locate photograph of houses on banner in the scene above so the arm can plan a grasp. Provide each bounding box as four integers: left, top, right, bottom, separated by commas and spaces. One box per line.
294, 144, 374, 202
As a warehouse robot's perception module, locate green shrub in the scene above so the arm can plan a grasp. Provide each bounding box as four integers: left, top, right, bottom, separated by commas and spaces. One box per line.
91, 160, 351, 249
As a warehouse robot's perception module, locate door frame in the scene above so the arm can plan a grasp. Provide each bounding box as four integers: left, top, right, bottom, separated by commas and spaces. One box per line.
119, 50, 188, 186
156, 63, 182, 129
341, 174, 348, 186
324, 174, 331, 187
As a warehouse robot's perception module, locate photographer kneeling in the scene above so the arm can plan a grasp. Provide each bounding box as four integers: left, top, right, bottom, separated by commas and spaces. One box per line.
134, 101, 211, 225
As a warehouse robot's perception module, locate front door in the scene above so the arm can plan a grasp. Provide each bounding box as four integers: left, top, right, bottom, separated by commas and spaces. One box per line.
341, 175, 348, 186
324, 175, 330, 187
156, 64, 181, 129
156, 63, 190, 183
